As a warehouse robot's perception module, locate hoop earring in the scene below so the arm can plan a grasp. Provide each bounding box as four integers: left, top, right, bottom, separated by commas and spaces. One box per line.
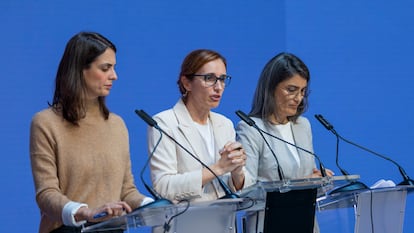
183, 90, 188, 98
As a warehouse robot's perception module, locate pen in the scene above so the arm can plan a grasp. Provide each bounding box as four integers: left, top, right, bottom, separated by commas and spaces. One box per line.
93, 212, 108, 219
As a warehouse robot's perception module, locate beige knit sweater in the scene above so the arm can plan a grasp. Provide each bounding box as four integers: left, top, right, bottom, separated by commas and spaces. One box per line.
30, 106, 146, 233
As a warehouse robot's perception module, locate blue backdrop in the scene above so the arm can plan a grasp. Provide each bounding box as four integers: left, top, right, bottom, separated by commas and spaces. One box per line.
1, 0, 413, 232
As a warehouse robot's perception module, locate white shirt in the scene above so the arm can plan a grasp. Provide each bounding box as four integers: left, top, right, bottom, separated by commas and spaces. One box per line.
194, 120, 215, 163
275, 122, 301, 167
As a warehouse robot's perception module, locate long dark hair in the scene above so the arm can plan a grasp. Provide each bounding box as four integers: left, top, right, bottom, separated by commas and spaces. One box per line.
49, 32, 116, 125
249, 52, 310, 123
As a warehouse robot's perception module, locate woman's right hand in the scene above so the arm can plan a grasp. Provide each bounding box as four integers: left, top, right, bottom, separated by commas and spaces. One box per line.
216, 141, 246, 175
75, 201, 132, 223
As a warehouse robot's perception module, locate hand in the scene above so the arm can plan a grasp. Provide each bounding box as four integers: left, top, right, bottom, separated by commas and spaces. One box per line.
222, 141, 247, 190
202, 141, 246, 189
216, 141, 246, 176
307, 168, 335, 178
76, 201, 132, 223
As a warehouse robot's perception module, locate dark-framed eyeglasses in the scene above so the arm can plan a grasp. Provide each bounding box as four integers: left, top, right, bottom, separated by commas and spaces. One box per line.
190, 73, 232, 87
282, 86, 310, 98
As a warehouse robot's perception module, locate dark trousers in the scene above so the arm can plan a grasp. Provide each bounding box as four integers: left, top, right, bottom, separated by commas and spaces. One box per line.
50, 225, 123, 233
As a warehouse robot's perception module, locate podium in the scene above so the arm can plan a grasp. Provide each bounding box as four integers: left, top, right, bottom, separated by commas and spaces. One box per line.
316, 184, 414, 233
237, 175, 359, 233
81, 198, 243, 233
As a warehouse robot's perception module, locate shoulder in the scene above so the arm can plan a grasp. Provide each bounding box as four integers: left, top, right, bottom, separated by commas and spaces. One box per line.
30, 108, 65, 141
109, 112, 125, 123
108, 112, 128, 131
236, 117, 265, 129
210, 111, 233, 127
154, 108, 176, 125
236, 117, 265, 137
295, 116, 311, 128
31, 108, 61, 127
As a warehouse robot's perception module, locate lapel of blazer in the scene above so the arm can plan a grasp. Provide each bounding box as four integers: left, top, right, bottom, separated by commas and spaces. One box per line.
209, 112, 227, 161
173, 100, 212, 164
290, 119, 308, 158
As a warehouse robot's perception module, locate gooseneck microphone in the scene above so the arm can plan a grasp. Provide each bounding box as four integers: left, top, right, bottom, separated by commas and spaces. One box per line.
314, 114, 368, 194
314, 114, 352, 177
315, 114, 414, 186
235, 110, 285, 180
138, 128, 173, 209
236, 110, 327, 178
135, 109, 240, 199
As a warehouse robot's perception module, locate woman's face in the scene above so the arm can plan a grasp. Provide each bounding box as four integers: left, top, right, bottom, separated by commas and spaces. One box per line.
183, 58, 227, 111
273, 74, 307, 121
83, 48, 117, 100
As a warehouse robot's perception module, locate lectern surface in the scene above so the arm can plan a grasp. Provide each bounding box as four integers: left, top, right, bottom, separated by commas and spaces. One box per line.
81, 198, 244, 233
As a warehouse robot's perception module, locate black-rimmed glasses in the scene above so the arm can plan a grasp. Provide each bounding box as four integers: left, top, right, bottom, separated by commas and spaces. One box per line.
282, 86, 310, 98
190, 74, 232, 87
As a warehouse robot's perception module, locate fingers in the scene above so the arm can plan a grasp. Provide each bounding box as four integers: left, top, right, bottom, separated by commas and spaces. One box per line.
217, 142, 246, 175
91, 201, 131, 221
311, 168, 335, 178
325, 168, 335, 177
220, 141, 243, 153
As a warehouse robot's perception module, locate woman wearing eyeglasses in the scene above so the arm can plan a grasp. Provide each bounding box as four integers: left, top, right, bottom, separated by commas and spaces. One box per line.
147, 49, 251, 204
236, 52, 333, 233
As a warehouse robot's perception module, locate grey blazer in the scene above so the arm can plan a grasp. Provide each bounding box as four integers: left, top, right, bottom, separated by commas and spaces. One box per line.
148, 99, 252, 202
236, 116, 317, 182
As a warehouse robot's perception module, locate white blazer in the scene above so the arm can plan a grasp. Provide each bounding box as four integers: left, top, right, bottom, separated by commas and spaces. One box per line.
148, 99, 252, 202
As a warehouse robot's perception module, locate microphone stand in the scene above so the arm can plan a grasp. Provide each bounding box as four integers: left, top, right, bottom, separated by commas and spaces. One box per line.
135, 109, 239, 199
236, 110, 327, 178
329, 128, 368, 194
315, 114, 414, 187
258, 129, 328, 178
137, 130, 173, 210
314, 114, 368, 194
235, 111, 286, 182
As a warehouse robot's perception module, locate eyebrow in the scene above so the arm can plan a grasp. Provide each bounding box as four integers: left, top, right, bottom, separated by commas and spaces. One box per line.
98, 63, 114, 68
286, 84, 307, 89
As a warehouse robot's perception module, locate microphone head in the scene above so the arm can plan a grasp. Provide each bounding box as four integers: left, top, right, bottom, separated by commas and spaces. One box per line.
135, 109, 158, 128
235, 110, 255, 126
314, 114, 334, 131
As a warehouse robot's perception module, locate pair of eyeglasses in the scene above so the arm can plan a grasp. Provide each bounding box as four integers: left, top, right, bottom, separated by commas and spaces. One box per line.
190, 74, 232, 87
282, 86, 309, 98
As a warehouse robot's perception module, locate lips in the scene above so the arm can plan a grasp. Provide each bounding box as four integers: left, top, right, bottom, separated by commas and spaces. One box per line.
210, 95, 221, 101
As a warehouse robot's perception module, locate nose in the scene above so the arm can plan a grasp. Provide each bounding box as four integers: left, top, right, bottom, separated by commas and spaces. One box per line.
213, 80, 224, 90
292, 92, 304, 102
110, 68, 118, 80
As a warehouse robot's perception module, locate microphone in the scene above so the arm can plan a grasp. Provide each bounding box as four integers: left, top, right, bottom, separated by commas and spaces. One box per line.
314, 114, 333, 131
139, 129, 173, 208
236, 110, 327, 179
315, 114, 414, 186
314, 114, 353, 177
135, 109, 240, 199
314, 114, 368, 194
235, 110, 286, 182
132, 112, 173, 211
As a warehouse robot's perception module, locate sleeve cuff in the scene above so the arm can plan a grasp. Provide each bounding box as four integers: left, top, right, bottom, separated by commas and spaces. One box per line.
141, 197, 155, 206
62, 201, 88, 227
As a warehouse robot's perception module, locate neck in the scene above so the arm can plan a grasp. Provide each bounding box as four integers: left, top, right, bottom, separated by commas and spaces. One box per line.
185, 101, 209, 124
270, 114, 289, 125
85, 98, 101, 115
